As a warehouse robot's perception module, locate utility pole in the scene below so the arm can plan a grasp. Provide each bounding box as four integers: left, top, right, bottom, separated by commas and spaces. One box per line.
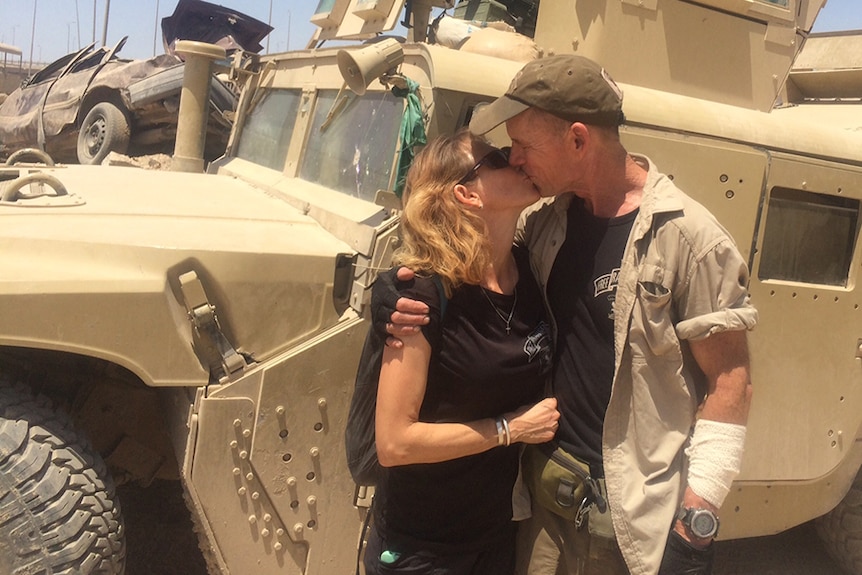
267, 0, 272, 53
75, 0, 81, 50
28, 0, 37, 74
67, 22, 76, 53
101, 0, 110, 47
153, 0, 160, 56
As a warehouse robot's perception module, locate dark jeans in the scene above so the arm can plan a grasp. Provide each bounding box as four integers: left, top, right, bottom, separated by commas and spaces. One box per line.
657, 531, 715, 575
364, 524, 517, 575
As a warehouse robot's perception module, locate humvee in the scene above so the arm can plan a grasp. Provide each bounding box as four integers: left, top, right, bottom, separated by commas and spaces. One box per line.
0, 0, 860, 574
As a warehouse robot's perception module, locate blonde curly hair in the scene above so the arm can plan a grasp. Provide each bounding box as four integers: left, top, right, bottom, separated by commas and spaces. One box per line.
395, 129, 491, 297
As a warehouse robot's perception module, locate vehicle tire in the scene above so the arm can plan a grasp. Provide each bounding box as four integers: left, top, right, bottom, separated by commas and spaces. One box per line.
76, 102, 130, 165
0, 381, 126, 574
816, 469, 862, 575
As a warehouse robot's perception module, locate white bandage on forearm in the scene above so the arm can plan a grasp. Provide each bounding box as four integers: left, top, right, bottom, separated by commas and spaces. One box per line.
685, 419, 747, 508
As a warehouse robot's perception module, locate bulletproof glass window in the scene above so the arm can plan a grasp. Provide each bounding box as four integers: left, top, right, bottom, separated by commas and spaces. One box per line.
299, 89, 404, 202
235, 89, 302, 171
758, 187, 860, 286
315, 0, 337, 12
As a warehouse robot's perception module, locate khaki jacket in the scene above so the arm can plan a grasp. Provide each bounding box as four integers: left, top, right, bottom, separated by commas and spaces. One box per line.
516, 155, 758, 575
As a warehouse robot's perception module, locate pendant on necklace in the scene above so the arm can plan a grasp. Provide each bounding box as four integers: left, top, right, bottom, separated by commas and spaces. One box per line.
481, 286, 517, 336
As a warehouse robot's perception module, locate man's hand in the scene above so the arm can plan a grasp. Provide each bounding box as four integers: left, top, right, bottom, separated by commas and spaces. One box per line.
371, 267, 430, 348
673, 487, 719, 547
659, 488, 718, 574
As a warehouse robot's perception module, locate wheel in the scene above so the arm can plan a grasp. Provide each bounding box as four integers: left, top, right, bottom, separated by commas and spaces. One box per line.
0, 381, 126, 574
816, 469, 862, 575
76, 102, 130, 165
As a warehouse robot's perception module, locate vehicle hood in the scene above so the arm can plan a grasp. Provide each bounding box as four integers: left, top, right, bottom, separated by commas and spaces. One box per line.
161, 0, 274, 56
0, 165, 355, 386
0, 165, 348, 256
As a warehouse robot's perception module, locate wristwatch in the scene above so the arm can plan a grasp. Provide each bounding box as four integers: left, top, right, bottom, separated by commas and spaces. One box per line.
677, 506, 720, 539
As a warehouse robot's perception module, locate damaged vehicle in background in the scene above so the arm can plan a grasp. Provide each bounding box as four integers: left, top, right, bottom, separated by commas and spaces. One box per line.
0, 0, 272, 165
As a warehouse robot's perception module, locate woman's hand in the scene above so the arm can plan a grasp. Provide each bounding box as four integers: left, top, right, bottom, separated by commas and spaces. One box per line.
506, 397, 560, 444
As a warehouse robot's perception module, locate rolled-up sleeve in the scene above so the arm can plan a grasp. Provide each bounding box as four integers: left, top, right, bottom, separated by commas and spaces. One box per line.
675, 238, 759, 341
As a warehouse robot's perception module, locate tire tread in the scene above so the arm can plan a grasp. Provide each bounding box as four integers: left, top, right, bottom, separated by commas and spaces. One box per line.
0, 380, 125, 574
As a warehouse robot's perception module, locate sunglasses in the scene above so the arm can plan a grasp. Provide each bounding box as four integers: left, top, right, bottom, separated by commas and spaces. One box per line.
457, 147, 510, 185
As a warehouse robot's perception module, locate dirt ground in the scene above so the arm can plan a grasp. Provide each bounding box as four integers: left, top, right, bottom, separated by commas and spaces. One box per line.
120, 479, 848, 575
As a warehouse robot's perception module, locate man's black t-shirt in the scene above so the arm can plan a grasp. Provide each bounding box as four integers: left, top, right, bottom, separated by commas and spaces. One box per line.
546, 198, 637, 468
376, 247, 552, 554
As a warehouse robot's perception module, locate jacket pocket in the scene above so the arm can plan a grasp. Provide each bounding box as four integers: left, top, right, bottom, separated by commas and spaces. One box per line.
631, 271, 681, 361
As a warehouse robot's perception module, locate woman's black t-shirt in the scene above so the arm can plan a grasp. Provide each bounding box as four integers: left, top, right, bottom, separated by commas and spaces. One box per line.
375, 247, 552, 554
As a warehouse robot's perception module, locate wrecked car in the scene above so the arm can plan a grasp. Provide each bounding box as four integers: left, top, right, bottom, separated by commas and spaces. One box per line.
0, 0, 271, 165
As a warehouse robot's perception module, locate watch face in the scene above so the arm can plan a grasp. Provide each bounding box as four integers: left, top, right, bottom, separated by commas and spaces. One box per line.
690, 510, 718, 537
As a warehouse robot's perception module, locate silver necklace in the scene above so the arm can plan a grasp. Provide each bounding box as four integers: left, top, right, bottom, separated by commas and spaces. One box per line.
481, 286, 517, 335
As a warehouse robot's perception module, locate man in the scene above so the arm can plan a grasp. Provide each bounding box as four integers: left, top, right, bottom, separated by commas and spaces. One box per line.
378, 54, 756, 575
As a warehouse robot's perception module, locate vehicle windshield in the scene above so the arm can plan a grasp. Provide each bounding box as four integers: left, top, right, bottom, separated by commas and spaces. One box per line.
235, 87, 404, 203
235, 88, 302, 171
300, 89, 404, 203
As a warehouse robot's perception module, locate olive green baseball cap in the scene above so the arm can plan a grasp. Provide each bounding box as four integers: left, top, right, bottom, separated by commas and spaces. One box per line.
470, 54, 624, 134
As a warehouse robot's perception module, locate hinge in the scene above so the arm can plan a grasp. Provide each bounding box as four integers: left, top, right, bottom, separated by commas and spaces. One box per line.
179, 271, 247, 383
765, 21, 797, 48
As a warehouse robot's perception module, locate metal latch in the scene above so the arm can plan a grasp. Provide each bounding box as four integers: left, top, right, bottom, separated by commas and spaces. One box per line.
179, 271, 247, 382
0, 170, 85, 207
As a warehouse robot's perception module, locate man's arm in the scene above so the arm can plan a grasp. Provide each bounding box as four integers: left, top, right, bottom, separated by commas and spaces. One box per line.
691, 329, 752, 425
675, 329, 752, 545
371, 267, 430, 348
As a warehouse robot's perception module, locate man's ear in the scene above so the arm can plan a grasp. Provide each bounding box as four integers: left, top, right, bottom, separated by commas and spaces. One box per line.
454, 183, 483, 209
568, 122, 590, 151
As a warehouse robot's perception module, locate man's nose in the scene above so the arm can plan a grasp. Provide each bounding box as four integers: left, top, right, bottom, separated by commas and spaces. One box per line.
507, 145, 525, 166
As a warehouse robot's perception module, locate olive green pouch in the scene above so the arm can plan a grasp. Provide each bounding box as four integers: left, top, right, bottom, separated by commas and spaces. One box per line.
522, 443, 591, 522
586, 478, 615, 539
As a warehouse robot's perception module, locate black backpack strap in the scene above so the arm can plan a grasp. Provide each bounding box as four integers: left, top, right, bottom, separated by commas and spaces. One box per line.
432, 275, 448, 318
355, 496, 374, 575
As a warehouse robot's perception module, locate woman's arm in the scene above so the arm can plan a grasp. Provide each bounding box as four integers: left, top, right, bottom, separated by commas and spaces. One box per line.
375, 333, 559, 467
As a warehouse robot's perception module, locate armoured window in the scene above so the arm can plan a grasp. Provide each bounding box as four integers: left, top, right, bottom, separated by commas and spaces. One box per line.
758, 187, 860, 286
235, 89, 302, 171
299, 89, 403, 202
315, 0, 338, 13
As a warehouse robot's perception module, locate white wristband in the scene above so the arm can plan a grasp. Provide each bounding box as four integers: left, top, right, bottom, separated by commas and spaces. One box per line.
686, 419, 747, 508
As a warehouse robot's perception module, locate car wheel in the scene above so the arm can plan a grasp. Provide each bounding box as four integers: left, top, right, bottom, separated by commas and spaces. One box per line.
0, 380, 126, 574
76, 102, 130, 165
816, 468, 862, 575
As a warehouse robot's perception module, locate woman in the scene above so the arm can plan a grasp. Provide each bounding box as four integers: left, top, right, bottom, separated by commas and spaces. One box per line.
365, 129, 559, 575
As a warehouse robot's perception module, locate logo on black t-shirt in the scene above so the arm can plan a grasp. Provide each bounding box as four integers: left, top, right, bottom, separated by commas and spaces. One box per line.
525, 321, 552, 370
594, 267, 621, 321
594, 268, 621, 297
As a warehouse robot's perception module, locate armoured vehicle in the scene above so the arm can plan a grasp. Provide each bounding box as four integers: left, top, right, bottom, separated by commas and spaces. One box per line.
0, 0, 860, 574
